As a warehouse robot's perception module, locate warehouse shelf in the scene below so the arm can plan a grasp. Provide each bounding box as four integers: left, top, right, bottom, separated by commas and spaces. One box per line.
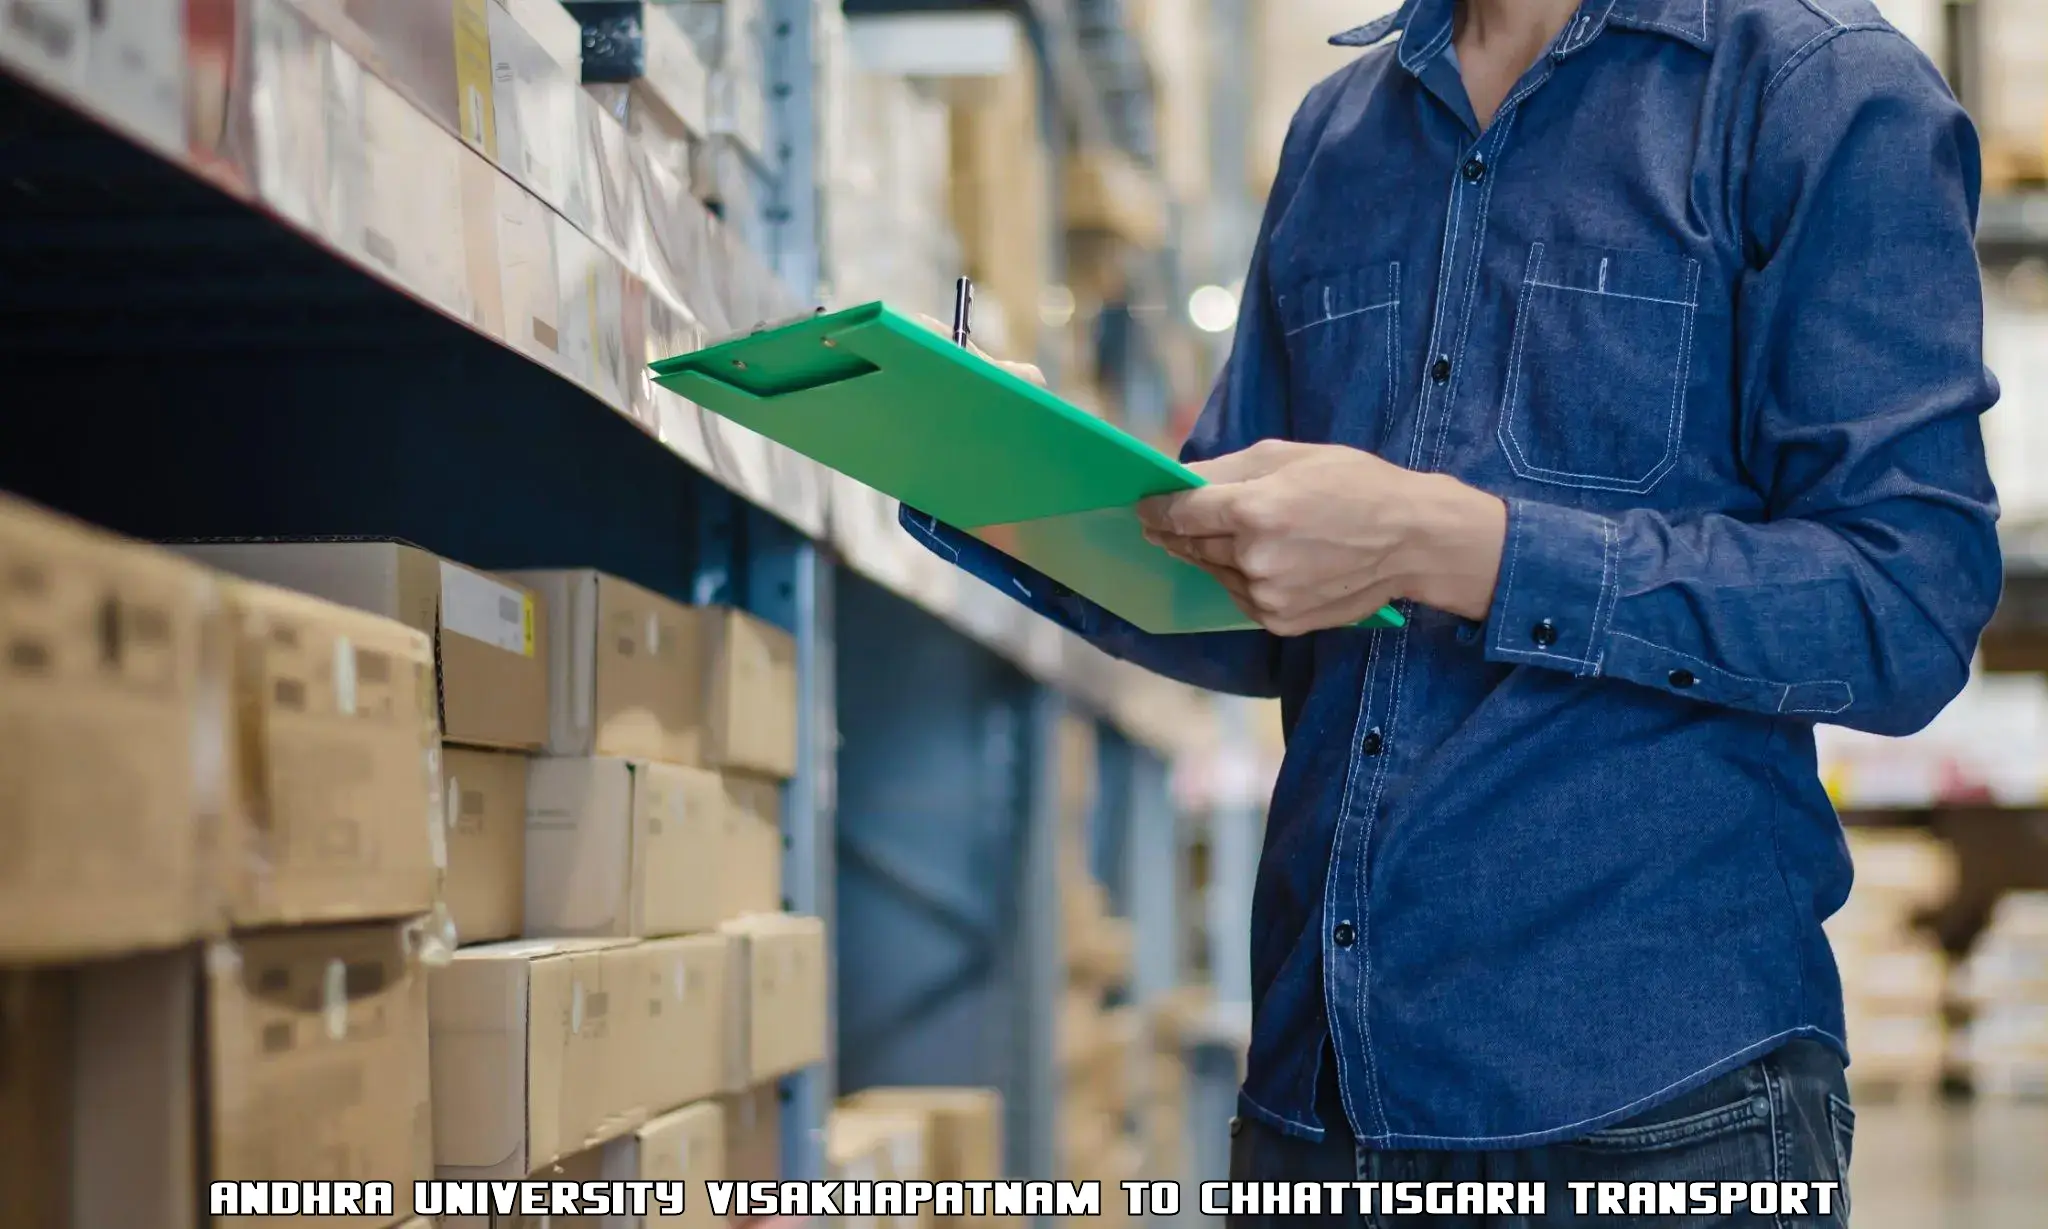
0, 0, 1218, 1199
0, 0, 1203, 761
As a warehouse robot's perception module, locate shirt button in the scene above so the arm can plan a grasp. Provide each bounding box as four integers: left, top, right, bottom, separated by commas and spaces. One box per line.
1361, 727, 1384, 756
1530, 619, 1558, 648
1668, 668, 1696, 689
1429, 355, 1452, 383
1461, 157, 1487, 183
1333, 921, 1357, 948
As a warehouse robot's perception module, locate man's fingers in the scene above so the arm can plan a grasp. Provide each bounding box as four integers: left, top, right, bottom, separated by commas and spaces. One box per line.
1185, 440, 1295, 486
1136, 487, 1245, 537
911, 312, 1045, 384
1146, 529, 1240, 570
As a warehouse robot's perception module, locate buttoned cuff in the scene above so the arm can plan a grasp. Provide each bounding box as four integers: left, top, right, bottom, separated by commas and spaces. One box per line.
897, 505, 1099, 636
1483, 499, 1618, 678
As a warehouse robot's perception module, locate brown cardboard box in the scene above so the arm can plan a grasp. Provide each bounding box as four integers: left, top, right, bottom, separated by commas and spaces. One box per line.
217, 578, 440, 927
0, 951, 200, 1229
721, 774, 784, 918
703, 608, 798, 780
208, 923, 431, 1229
525, 758, 725, 938
604, 1101, 724, 1229
838, 1087, 1003, 1191
719, 1084, 780, 1184
505, 570, 707, 766
718, 914, 827, 1088
827, 1107, 929, 1227
178, 540, 549, 751
626, 935, 731, 1114
482, 1146, 607, 1228
0, 496, 223, 962
429, 937, 642, 1179
441, 748, 528, 944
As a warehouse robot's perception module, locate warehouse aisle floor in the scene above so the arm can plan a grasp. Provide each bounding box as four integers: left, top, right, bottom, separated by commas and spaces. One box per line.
1850, 1099, 2048, 1228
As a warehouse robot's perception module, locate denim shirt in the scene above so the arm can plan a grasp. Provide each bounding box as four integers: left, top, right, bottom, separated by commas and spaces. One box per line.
904, 0, 2001, 1148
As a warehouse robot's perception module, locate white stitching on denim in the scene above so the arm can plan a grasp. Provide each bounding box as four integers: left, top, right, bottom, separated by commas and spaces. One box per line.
1607, 630, 1852, 705
1798, 0, 1844, 29
1784, 682, 1854, 715
1494, 244, 1546, 478
1356, 621, 1408, 1136
1764, 26, 1849, 102
1322, 627, 1380, 1139
1588, 519, 1619, 677
1237, 1086, 1327, 1137
1491, 501, 1527, 656
1349, 1026, 1846, 1149
1498, 254, 1700, 493
1384, 263, 1400, 423
1281, 297, 1398, 338
1412, 180, 1465, 471
1432, 108, 1520, 473
1403, 10, 1456, 70
1522, 280, 1696, 308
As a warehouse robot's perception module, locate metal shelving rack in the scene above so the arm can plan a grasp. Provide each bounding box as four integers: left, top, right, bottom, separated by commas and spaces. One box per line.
0, 0, 1213, 1195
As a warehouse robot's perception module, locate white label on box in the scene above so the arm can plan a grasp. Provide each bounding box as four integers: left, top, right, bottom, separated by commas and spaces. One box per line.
672, 958, 689, 1003
644, 611, 661, 655
440, 560, 531, 655
679, 1136, 693, 1175
323, 958, 349, 1040
333, 636, 358, 716
436, 777, 458, 870
572, 979, 586, 1034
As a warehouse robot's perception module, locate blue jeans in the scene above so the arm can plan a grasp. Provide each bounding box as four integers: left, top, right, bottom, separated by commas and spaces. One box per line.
1226, 1041, 1855, 1227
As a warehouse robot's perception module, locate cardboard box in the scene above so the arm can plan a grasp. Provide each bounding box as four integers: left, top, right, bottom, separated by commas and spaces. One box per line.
495, 0, 583, 75
208, 923, 432, 1229
429, 937, 642, 1179
178, 540, 549, 751
721, 774, 783, 918
719, 1084, 780, 1184
627, 935, 731, 1113
704, 608, 797, 779
506, 570, 706, 765
442, 748, 528, 944
0, 952, 200, 1229
0, 495, 223, 962
719, 914, 826, 1087
827, 1106, 928, 1227
525, 758, 725, 938
838, 1087, 1002, 1190
217, 577, 440, 927
480, 1146, 608, 1228
604, 1101, 725, 1229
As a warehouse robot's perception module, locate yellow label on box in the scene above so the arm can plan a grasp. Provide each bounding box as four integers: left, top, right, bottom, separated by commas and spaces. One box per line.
521, 594, 536, 658
453, 0, 498, 158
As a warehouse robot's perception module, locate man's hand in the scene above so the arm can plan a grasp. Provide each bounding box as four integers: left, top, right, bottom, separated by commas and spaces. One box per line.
1136, 440, 1508, 636
913, 313, 1046, 387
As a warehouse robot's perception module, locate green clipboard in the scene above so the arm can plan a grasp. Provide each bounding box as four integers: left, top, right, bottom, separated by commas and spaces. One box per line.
649, 301, 1404, 635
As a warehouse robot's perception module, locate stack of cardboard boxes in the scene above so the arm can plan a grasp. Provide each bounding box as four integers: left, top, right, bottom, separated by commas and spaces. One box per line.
1138, 985, 1211, 1185
942, 43, 1050, 364
0, 498, 450, 1229
426, 564, 821, 1223
1952, 891, 2048, 1100
828, 1087, 1004, 1229
0, 493, 827, 1229
1826, 828, 1958, 1099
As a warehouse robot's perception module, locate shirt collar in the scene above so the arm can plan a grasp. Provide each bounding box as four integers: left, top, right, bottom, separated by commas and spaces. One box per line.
1330, 0, 1715, 59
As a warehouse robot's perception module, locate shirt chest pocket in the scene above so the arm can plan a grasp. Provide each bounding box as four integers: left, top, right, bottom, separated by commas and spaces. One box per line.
1276, 263, 1401, 449
1497, 243, 1701, 495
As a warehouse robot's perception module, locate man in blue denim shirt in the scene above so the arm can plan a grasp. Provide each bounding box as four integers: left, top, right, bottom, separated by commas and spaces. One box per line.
905, 0, 2000, 1219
